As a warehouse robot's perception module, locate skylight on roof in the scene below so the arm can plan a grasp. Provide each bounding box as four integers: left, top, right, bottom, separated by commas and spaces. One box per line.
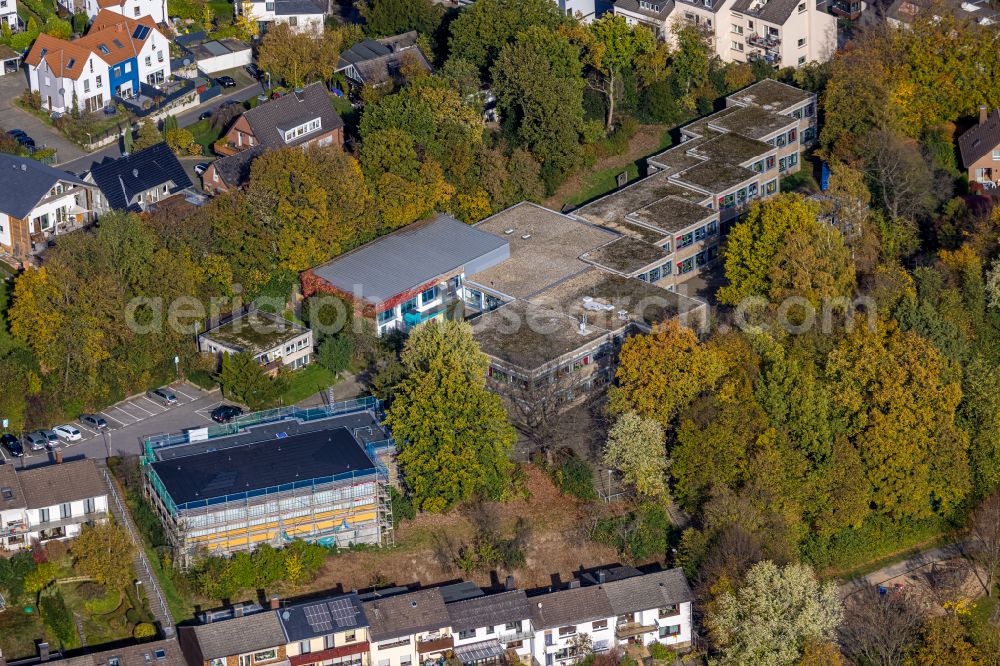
98, 43, 110, 54
40, 47, 48, 57
67, 58, 76, 69
113, 38, 124, 48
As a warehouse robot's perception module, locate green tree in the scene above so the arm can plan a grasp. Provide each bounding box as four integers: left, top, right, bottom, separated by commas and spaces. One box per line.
586, 15, 654, 132
492, 27, 585, 192
72, 522, 136, 590
603, 411, 668, 500
132, 120, 162, 152
609, 320, 726, 428
357, 0, 442, 37
718, 194, 825, 305
767, 222, 856, 307
448, 0, 567, 77
708, 561, 842, 666
912, 615, 983, 666
24, 562, 58, 594
671, 24, 710, 96
40, 590, 75, 644
827, 320, 970, 518
384, 321, 515, 512
316, 334, 352, 376
216, 351, 288, 410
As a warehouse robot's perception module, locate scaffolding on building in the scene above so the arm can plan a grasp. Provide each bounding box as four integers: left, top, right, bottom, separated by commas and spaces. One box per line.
141, 397, 396, 569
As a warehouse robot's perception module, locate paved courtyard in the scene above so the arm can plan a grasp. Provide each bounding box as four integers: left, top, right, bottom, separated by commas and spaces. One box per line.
0, 72, 89, 164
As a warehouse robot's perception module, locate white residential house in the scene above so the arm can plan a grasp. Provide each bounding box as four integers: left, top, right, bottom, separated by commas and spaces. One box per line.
0, 0, 19, 33
447, 591, 535, 665
614, 0, 836, 68
85, 0, 168, 24
0, 153, 97, 262
555, 0, 598, 22
364, 589, 454, 666
0, 459, 109, 551
237, 0, 328, 35
25, 11, 170, 113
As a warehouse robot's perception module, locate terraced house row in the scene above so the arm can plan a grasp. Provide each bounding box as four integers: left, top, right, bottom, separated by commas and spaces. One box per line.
176, 566, 693, 666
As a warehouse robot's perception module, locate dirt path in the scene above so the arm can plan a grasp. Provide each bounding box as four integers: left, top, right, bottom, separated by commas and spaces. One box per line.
301, 465, 626, 595
543, 124, 670, 211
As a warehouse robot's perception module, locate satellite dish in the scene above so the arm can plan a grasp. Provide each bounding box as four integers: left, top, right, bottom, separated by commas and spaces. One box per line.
58, 88, 65, 95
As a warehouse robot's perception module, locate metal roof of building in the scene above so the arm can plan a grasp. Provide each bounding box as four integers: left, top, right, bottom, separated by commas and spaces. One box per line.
310, 214, 509, 307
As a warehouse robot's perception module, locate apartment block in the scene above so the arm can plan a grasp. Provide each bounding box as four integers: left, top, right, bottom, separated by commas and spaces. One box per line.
178, 567, 694, 666
614, 0, 836, 68
0, 459, 109, 551
573, 79, 815, 289
142, 398, 394, 568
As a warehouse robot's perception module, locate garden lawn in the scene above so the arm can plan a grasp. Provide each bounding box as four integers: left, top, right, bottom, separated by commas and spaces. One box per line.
279, 364, 339, 405
562, 161, 640, 209
188, 119, 223, 153
0, 607, 45, 661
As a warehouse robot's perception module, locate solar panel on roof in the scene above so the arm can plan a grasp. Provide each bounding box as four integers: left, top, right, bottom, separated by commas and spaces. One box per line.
328, 598, 357, 627
133, 24, 150, 40
304, 604, 333, 632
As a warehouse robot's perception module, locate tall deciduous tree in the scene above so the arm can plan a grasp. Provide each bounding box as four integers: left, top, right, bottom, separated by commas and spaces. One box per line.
216, 351, 287, 410
448, 0, 567, 77
385, 321, 515, 513
840, 587, 922, 666
967, 492, 1000, 597
585, 15, 654, 132
604, 411, 668, 500
718, 194, 825, 306
72, 523, 136, 590
357, 0, 442, 37
708, 561, 842, 666
609, 320, 726, 428
912, 615, 983, 666
827, 320, 970, 519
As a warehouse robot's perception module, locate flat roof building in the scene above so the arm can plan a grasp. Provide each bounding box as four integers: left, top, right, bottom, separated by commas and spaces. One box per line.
198, 309, 314, 373
143, 398, 394, 567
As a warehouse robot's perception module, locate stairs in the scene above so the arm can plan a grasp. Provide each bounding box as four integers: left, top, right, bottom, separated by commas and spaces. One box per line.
97, 461, 174, 636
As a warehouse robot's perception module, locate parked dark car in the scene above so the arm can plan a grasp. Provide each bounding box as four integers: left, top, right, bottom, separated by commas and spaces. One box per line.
1, 433, 23, 458
245, 63, 261, 79
6, 129, 27, 139
211, 405, 243, 423
16, 135, 35, 147
198, 109, 213, 121
80, 413, 108, 429
217, 75, 236, 88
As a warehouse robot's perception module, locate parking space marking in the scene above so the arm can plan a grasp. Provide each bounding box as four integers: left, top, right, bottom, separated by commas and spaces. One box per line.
107, 406, 139, 423
124, 401, 154, 416
173, 387, 198, 401
101, 412, 128, 427
76, 421, 98, 436
140, 396, 168, 411
0, 449, 7, 462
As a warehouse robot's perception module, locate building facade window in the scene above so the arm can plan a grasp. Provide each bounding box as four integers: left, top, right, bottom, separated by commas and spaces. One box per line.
798, 56, 806, 65
59, 502, 71, 519
731, 41, 744, 51
797, 37, 806, 47
659, 625, 682, 638
592, 619, 608, 630
993, 150, 1000, 160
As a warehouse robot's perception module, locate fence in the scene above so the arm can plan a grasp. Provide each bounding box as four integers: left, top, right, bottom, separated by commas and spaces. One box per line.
102, 468, 173, 631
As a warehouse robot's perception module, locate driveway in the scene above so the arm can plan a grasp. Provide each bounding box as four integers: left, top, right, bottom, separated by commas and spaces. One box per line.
0, 70, 88, 164
0, 381, 233, 467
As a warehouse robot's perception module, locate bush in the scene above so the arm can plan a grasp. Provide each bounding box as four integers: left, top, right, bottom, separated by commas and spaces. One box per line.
640, 80, 683, 126
591, 504, 672, 562
0, 551, 36, 602
41, 591, 75, 644
801, 514, 950, 571
552, 453, 597, 501
648, 643, 672, 660
598, 116, 639, 158
192, 540, 330, 598
389, 486, 415, 527
133, 622, 157, 639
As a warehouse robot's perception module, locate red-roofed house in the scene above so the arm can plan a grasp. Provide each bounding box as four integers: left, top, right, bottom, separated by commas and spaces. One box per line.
25, 9, 169, 112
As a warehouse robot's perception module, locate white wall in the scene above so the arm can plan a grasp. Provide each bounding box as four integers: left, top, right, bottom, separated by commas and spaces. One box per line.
88, 0, 167, 23
136, 28, 171, 84
0, 212, 12, 248
197, 47, 252, 74
531, 618, 617, 666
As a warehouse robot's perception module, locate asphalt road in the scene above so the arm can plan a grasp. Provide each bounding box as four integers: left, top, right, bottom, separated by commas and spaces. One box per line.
57, 79, 269, 174
0, 381, 235, 468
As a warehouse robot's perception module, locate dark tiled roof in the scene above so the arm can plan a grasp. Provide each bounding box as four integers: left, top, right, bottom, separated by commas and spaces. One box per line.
672, 0, 725, 15
352, 48, 432, 86
363, 588, 450, 641
186, 611, 287, 659
959, 109, 1000, 167
337, 32, 418, 68
447, 590, 532, 632
89, 142, 192, 211
279, 592, 368, 641
599, 568, 694, 615
0, 464, 24, 510
241, 82, 344, 149
613, 0, 675, 18
0, 153, 90, 219
17, 459, 106, 510
211, 145, 265, 189
59, 638, 186, 666
731, 0, 802, 24
530, 585, 614, 630
273, 0, 327, 15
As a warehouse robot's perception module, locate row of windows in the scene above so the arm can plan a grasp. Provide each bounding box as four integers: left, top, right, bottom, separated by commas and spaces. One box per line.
718, 183, 759, 209
676, 246, 720, 275
778, 152, 799, 172
143, 50, 165, 68
675, 220, 719, 249
283, 117, 322, 143
37, 499, 96, 523
83, 75, 103, 93
752, 155, 777, 173
791, 104, 816, 119
771, 127, 797, 147
458, 620, 525, 640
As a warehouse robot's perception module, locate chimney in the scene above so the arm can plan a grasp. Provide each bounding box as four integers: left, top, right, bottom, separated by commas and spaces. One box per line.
38, 642, 50, 662
234, 603, 244, 617
980, 105, 989, 125
567, 580, 580, 589
269, 596, 280, 610
597, 571, 606, 584
504, 575, 515, 591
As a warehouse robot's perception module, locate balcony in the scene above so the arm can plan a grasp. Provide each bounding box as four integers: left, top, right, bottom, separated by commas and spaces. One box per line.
402, 302, 449, 327
615, 622, 657, 640
0, 522, 27, 537
500, 630, 533, 644
831, 0, 863, 19
746, 34, 780, 51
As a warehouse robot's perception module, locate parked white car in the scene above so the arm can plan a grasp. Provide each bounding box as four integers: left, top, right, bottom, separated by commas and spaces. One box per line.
53, 424, 82, 441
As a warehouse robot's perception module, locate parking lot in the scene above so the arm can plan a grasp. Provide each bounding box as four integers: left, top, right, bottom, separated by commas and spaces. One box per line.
0, 381, 238, 467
